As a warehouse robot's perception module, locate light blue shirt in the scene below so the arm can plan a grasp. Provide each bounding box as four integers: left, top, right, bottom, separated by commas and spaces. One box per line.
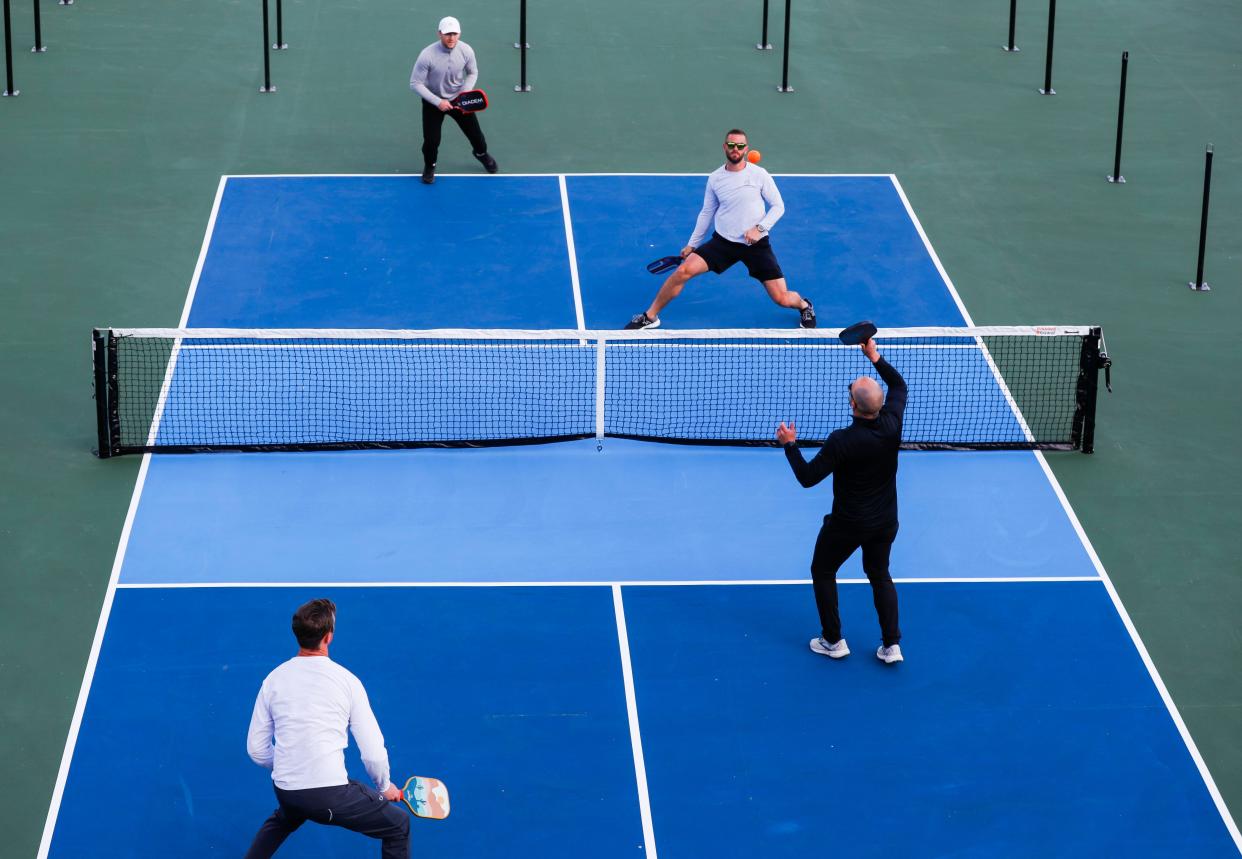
688, 163, 785, 247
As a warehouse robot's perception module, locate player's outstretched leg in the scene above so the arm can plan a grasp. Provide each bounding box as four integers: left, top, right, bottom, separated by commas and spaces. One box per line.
625, 254, 709, 329
762, 278, 816, 328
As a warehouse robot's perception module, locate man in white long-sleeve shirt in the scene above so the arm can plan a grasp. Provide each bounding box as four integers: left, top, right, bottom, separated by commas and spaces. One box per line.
410, 15, 498, 184
244, 599, 409, 859
626, 128, 815, 330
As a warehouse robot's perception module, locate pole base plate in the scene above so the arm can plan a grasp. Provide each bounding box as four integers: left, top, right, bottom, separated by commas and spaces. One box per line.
514, 84, 532, 92
1107, 175, 1126, 183
1189, 282, 1211, 292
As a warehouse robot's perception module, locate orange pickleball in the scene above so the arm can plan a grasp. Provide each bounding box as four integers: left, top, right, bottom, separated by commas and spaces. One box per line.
747, 149, 762, 164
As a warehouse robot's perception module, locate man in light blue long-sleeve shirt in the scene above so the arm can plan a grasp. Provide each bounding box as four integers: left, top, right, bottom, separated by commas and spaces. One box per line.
626, 129, 815, 329
409, 16, 498, 184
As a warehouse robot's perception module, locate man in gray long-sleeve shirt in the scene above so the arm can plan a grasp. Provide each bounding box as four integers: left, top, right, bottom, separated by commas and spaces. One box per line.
625, 128, 815, 329
410, 16, 498, 185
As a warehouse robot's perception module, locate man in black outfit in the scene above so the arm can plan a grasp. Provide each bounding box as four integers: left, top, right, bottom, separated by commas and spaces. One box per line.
777, 335, 907, 664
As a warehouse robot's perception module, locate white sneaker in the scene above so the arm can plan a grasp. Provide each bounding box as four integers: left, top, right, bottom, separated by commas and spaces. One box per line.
809, 637, 850, 659
876, 644, 903, 664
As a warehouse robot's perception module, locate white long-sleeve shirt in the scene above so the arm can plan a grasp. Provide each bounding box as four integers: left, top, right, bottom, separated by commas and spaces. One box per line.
246, 656, 393, 792
688, 163, 786, 247
409, 41, 478, 105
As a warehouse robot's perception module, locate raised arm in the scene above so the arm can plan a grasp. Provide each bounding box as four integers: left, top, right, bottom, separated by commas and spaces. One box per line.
867, 339, 907, 418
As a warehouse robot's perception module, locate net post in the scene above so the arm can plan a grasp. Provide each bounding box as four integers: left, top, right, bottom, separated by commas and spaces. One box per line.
594, 337, 606, 450
757, 0, 772, 49
1072, 328, 1103, 453
93, 329, 119, 458
1189, 144, 1213, 291
514, 0, 530, 92
1003, 0, 1019, 51
1038, 0, 1055, 94
776, 0, 792, 92
3, 0, 18, 96
272, 0, 287, 49
32, 0, 46, 53
513, 0, 530, 48
1107, 52, 1128, 183
259, 0, 275, 93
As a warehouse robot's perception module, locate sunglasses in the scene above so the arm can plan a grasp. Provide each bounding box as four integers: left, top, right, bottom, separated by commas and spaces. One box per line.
724, 142, 749, 150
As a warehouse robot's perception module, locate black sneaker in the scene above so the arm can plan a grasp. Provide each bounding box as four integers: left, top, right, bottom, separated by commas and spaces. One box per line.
799, 299, 817, 329
421, 164, 436, 185
624, 312, 660, 330
475, 152, 499, 174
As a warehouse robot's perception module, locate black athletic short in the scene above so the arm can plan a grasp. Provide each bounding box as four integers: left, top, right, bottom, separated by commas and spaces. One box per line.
692, 231, 784, 282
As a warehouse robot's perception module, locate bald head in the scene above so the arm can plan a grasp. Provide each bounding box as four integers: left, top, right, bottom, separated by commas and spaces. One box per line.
850, 376, 884, 418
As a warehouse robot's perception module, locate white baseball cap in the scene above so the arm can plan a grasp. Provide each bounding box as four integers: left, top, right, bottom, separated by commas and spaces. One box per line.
438, 16, 461, 34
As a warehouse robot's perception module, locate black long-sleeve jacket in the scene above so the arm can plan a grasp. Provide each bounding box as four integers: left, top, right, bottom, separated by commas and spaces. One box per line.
783, 357, 908, 529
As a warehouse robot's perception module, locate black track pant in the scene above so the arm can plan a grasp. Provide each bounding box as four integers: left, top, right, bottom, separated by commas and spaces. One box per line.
244, 780, 410, 859
421, 100, 488, 168
810, 517, 901, 647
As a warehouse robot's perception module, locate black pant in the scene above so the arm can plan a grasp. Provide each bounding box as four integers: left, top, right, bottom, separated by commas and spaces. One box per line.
810, 517, 901, 647
421, 100, 488, 168
244, 780, 410, 859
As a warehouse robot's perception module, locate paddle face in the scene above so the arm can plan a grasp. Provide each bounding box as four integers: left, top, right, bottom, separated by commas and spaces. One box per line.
646, 255, 684, 274
450, 89, 488, 113
839, 320, 878, 345
402, 775, 450, 820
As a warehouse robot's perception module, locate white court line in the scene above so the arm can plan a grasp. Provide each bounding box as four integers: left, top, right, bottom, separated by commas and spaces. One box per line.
889, 174, 1242, 849
612, 586, 658, 859
222, 172, 894, 179
115, 577, 1100, 589
37, 177, 231, 859
558, 175, 587, 331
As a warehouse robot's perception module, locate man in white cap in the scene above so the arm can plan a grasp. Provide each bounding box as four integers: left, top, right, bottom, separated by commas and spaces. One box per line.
410, 16, 498, 184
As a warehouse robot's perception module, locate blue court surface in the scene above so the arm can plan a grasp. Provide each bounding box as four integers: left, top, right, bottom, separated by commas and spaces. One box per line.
45, 175, 1239, 857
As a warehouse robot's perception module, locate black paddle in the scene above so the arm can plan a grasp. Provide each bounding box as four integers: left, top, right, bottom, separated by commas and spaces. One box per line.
646, 255, 684, 275
450, 89, 488, 113
839, 320, 878, 345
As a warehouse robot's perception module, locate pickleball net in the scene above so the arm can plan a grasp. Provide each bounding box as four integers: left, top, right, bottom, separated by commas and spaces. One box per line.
91, 326, 1110, 457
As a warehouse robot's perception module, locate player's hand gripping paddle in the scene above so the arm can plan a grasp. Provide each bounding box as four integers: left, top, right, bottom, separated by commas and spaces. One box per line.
839, 320, 878, 345
401, 776, 451, 820
450, 89, 488, 113
646, 255, 684, 275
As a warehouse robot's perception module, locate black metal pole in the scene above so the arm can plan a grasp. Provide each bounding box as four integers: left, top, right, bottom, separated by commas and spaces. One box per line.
1003, 0, 1019, 51
1039, 0, 1055, 94
32, 0, 45, 53
514, 0, 530, 91
513, 0, 529, 49
777, 0, 792, 92
1108, 52, 1128, 183
2, 0, 17, 96
273, 0, 286, 49
757, 0, 772, 50
259, 0, 274, 92
1190, 145, 1213, 292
